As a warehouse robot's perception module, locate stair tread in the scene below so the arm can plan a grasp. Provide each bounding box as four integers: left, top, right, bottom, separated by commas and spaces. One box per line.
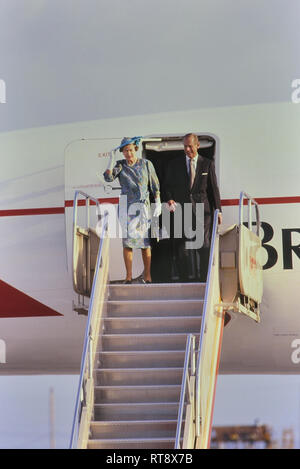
107, 299, 204, 304
104, 316, 201, 321
96, 367, 183, 371
98, 350, 185, 355
95, 401, 179, 406
109, 282, 205, 286
103, 330, 200, 338
108, 283, 206, 302
95, 384, 181, 389
88, 438, 176, 449
89, 437, 174, 441
93, 401, 180, 421
91, 419, 178, 425
95, 368, 183, 386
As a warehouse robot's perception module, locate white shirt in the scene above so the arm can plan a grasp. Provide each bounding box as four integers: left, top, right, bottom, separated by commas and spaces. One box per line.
185, 153, 198, 175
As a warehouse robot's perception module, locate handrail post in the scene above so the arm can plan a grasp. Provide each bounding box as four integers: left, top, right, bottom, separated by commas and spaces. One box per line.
88, 334, 93, 380
239, 191, 260, 236
86, 196, 89, 229
73, 190, 101, 232
248, 199, 252, 232
72, 190, 102, 297
191, 335, 196, 376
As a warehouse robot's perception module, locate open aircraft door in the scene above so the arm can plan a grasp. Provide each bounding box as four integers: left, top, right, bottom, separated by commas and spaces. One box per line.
64, 137, 125, 281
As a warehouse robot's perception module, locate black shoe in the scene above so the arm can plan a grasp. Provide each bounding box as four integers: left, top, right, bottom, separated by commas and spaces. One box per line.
124, 279, 132, 284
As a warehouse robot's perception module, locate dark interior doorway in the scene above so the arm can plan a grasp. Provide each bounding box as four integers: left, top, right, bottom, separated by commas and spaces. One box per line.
142, 135, 217, 283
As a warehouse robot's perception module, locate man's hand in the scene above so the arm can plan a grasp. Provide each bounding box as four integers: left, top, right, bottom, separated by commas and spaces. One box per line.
218, 212, 223, 225
167, 200, 177, 212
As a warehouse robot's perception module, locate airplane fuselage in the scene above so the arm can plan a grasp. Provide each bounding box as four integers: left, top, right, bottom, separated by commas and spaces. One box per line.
0, 101, 299, 374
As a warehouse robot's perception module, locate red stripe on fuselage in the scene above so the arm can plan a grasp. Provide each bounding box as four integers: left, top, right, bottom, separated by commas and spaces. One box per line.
0, 207, 65, 217
0, 196, 299, 217
222, 196, 300, 206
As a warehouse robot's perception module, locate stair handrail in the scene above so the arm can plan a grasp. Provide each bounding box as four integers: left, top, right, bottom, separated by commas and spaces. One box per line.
69, 205, 109, 449
73, 190, 101, 232
174, 334, 196, 448
239, 191, 260, 235
195, 208, 221, 447
72, 190, 102, 295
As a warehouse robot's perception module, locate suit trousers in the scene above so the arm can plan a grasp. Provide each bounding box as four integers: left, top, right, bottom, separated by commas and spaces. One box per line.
171, 211, 212, 282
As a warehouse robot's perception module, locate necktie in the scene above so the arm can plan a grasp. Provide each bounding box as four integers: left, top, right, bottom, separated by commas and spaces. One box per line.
189, 158, 195, 188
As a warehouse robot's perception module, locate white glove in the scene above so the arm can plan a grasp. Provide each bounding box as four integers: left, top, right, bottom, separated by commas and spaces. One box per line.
153, 200, 162, 217
106, 150, 116, 172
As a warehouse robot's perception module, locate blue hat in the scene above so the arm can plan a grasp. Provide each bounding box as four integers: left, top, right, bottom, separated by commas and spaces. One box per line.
118, 136, 142, 152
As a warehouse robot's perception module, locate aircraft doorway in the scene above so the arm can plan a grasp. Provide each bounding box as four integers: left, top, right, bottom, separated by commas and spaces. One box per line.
64, 134, 220, 282
141, 134, 219, 283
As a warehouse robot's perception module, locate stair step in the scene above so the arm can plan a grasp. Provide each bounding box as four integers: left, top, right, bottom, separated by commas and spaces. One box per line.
94, 385, 181, 403
97, 350, 186, 368
94, 402, 180, 421
96, 367, 183, 386
103, 316, 201, 334
88, 437, 175, 449
90, 419, 178, 439
101, 332, 199, 351
108, 283, 205, 301
106, 299, 204, 317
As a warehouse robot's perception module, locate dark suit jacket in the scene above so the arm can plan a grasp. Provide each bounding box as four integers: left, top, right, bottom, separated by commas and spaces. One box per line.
164, 152, 222, 217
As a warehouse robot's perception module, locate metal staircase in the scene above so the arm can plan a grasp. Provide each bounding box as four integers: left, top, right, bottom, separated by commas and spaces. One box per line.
70, 190, 263, 450
88, 282, 204, 449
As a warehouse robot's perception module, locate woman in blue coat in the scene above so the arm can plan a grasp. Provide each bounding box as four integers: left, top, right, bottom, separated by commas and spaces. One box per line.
104, 137, 161, 284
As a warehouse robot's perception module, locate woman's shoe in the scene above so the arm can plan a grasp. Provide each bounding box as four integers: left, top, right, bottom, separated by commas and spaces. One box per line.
124, 279, 132, 284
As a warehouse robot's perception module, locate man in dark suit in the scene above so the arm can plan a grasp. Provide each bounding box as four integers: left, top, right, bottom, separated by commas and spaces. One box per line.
165, 133, 222, 282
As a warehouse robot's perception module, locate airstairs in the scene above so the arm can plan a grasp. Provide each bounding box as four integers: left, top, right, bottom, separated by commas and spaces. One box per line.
70, 191, 263, 449
88, 282, 204, 449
